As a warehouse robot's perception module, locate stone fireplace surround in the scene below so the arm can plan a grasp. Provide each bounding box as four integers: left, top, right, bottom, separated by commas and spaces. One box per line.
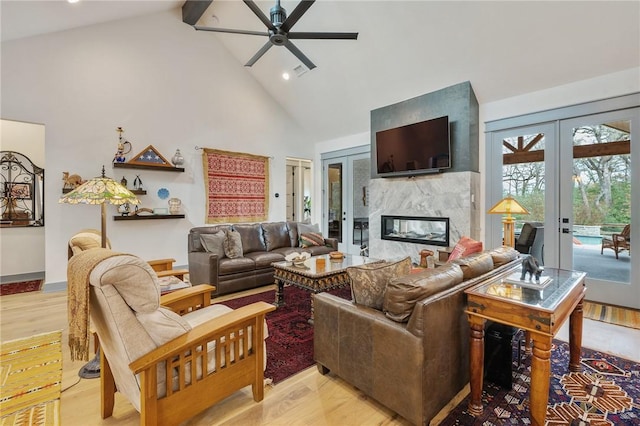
368, 82, 480, 264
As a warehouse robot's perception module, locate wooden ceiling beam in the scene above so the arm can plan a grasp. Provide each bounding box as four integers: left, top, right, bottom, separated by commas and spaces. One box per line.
182, 0, 213, 25
503, 140, 630, 165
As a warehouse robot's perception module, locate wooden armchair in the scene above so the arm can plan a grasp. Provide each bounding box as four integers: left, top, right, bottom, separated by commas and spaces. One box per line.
601, 224, 631, 259
69, 250, 274, 426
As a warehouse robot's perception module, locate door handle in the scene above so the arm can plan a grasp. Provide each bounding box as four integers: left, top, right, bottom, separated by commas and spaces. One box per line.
562, 228, 572, 234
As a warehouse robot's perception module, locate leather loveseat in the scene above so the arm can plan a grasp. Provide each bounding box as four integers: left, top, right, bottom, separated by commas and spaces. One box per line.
313, 247, 520, 425
188, 221, 338, 296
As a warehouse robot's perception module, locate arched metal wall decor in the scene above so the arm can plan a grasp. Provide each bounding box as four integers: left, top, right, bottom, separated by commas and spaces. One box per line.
0, 151, 44, 226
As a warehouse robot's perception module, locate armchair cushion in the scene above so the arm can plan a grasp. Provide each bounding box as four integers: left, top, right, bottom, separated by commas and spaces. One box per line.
224, 229, 243, 259
90, 255, 160, 314
200, 230, 227, 258
136, 307, 191, 346
347, 257, 412, 310
383, 263, 464, 322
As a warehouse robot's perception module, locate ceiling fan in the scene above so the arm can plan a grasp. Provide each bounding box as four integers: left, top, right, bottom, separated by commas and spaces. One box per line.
194, 0, 358, 70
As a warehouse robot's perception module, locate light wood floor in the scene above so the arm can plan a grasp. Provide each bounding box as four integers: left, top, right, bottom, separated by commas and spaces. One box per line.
1, 287, 638, 426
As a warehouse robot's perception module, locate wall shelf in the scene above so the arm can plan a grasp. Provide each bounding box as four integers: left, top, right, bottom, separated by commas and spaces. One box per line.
113, 163, 184, 172
113, 214, 185, 221
63, 188, 146, 195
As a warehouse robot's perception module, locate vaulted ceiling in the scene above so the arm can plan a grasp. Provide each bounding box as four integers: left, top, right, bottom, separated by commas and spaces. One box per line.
2, 1, 639, 142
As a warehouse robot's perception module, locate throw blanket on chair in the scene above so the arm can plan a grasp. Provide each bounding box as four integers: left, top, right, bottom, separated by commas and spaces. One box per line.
67, 248, 121, 361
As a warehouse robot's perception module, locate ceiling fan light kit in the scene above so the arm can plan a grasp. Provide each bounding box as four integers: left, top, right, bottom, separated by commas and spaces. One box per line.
194, 0, 358, 70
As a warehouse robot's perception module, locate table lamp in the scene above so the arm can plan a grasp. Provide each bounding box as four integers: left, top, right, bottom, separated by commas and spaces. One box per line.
488, 195, 529, 248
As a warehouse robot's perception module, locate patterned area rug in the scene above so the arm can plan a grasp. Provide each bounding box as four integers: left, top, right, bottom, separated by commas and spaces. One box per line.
0, 330, 63, 425
439, 340, 640, 425
0, 280, 43, 296
584, 301, 640, 330
218, 285, 351, 384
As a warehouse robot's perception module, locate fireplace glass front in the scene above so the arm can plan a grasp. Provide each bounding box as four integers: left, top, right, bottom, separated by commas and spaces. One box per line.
381, 215, 449, 247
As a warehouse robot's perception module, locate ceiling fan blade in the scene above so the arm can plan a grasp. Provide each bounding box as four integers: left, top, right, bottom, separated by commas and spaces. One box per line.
280, 0, 315, 33
284, 40, 316, 70
288, 32, 359, 40
245, 41, 273, 67
243, 0, 277, 31
194, 26, 269, 37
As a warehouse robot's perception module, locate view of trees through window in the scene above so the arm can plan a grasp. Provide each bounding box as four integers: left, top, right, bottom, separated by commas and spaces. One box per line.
502, 123, 631, 236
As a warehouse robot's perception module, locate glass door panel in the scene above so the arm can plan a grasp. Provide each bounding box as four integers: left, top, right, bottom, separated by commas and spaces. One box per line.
560, 110, 637, 307
349, 155, 370, 255
501, 133, 546, 262
327, 162, 343, 242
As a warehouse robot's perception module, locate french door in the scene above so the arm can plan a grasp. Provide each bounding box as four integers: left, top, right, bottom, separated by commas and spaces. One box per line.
558, 109, 637, 307
322, 149, 370, 255
487, 102, 639, 309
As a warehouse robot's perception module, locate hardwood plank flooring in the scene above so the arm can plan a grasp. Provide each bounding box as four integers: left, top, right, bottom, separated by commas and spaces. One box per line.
1, 288, 638, 425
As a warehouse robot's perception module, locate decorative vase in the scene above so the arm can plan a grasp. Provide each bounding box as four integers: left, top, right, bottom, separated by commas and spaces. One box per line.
168, 198, 182, 214
171, 149, 184, 166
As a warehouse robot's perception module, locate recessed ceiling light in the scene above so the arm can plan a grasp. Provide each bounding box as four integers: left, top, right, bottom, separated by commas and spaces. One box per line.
282, 72, 290, 81
68, 0, 80, 3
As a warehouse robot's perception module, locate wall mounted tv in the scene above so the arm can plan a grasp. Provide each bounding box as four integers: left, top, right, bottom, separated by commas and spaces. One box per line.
374, 115, 451, 178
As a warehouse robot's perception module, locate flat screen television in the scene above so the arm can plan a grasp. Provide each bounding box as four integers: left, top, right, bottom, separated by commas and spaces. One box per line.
374, 115, 451, 178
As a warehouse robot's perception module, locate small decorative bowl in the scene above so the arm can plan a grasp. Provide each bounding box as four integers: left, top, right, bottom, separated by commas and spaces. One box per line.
329, 251, 344, 260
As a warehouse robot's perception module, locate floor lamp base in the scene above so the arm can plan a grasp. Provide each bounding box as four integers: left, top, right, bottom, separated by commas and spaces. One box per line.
78, 348, 101, 379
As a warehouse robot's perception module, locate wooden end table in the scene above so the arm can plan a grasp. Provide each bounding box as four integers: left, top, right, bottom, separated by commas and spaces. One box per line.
272, 254, 382, 323
465, 267, 586, 426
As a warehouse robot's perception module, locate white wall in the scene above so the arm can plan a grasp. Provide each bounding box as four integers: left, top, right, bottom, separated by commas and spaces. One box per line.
1, 10, 314, 287
0, 119, 46, 276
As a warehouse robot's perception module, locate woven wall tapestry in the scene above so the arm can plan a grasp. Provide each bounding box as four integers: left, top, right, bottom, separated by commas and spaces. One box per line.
203, 148, 269, 223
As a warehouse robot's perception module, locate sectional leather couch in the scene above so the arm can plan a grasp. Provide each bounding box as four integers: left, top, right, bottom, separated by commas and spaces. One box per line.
313, 247, 521, 425
188, 221, 338, 296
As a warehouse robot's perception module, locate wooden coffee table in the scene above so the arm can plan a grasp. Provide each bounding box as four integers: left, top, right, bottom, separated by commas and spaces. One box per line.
465, 267, 586, 426
272, 254, 381, 322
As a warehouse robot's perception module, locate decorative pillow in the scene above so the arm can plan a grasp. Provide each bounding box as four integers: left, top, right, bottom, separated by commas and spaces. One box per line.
347, 257, 412, 310
223, 229, 243, 259
300, 232, 324, 248
200, 231, 226, 258
447, 236, 483, 261
383, 263, 464, 322
298, 222, 320, 235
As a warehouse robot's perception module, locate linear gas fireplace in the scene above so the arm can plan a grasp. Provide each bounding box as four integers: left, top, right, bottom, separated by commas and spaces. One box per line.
381, 215, 450, 247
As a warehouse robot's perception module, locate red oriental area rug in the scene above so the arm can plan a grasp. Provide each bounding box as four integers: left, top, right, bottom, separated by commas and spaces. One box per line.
217, 285, 351, 384
202, 148, 269, 223
0, 280, 43, 296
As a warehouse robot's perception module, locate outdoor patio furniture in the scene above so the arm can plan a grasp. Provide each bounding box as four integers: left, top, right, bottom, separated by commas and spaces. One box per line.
515, 222, 544, 264
601, 224, 630, 259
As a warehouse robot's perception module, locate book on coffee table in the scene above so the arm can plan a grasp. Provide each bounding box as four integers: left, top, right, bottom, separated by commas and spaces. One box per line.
502, 272, 553, 289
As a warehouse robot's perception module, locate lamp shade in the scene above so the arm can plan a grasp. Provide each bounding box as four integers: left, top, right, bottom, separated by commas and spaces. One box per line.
59, 167, 140, 249
59, 169, 139, 206
487, 195, 529, 216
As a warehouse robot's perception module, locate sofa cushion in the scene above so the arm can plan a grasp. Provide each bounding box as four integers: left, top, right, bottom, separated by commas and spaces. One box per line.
262, 222, 291, 251
244, 251, 285, 268
488, 246, 519, 267
224, 229, 243, 259
298, 222, 320, 235
347, 257, 412, 310
232, 223, 267, 253
301, 245, 334, 256
300, 232, 324, 248
448, 236, 483, 261
218, 257, 255, 275
452, 252, 494, 280
383, 263, 464, 322
200, 230, 226, 258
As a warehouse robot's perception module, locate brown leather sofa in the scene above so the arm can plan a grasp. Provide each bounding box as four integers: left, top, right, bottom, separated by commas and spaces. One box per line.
313, 247, 520, 425
188, 221, 338, 296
